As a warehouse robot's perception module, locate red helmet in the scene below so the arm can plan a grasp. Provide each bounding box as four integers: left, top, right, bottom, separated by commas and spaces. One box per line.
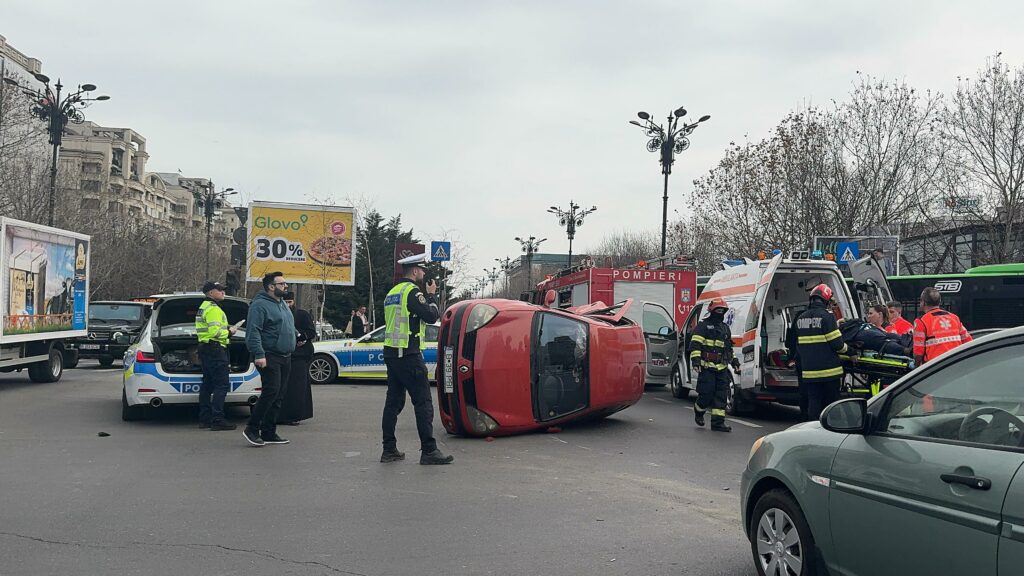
809, 283, 834, 302
708, 299, 729, 313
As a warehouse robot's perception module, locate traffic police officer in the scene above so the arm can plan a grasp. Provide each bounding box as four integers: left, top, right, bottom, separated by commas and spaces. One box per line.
691, 299, 738, 432
380, 253, 453, 465
793, 284, 848, 421
196, 281, 237, 431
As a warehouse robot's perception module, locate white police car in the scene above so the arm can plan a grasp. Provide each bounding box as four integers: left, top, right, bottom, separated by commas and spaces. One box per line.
121, 294, 260, 421
308, 323, 439, 384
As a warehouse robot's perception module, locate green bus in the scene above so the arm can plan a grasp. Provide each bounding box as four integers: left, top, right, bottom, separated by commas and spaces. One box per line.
697, 263, 1024, 331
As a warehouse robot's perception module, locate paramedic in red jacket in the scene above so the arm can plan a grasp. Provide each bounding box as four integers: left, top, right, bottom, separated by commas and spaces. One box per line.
913, 288, 972, 365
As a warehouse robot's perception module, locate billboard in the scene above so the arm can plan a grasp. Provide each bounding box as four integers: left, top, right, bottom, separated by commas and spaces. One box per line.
393, 243, 425, 283
246, 202, 357, 286
1, 218, 90, 341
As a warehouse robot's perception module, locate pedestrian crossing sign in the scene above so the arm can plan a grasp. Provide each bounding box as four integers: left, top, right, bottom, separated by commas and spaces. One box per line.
837, 242, 859, 264
431, 241, 451, 261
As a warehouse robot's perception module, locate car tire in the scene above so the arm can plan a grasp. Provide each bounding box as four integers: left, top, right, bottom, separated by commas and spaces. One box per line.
725, 376, 754, 416
99, 356, 116, 368
670, 363, 690, 399
121, 387, 146, 422
750, 489, 819, 576
308, 354, 337, 384
28, 348, 63, 383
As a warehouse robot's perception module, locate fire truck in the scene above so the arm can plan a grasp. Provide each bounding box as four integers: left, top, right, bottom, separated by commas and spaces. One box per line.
528, 263, 698, 386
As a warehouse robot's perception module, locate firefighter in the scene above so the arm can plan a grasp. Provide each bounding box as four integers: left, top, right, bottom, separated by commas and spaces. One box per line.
691, 299, 737, 432
913, 287, 972, 365
793, 284, 848, 422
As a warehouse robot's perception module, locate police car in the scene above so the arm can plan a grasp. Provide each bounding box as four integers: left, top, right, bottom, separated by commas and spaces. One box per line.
121, 294, 261, 421
308, 323, 440, 384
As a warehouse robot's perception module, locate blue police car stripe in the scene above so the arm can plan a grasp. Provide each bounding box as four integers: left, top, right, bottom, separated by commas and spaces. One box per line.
333, 346, 438, 368
131, 362, 258, 392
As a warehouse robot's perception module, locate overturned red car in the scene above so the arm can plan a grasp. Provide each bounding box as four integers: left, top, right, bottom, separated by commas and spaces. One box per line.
436, 297, 647, 437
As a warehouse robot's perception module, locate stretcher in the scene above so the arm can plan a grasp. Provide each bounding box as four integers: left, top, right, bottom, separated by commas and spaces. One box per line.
840, 351, 915, 397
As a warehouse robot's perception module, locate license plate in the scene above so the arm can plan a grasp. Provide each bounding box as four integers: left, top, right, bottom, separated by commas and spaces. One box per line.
443, 346, 454, 393
651, 358, 668, 367
80, 344, 101, 350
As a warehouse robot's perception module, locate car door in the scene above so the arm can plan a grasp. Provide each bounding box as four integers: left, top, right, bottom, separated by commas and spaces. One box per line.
640, 302, 677, 380
1002, 467, 1024, 575
850, 255, 894, 318
828, 340, 1024, 576
344, 326, 387, 378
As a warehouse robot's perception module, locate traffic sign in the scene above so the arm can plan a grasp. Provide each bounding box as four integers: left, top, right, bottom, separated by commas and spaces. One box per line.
837, 242, 859, 265
431, 241, 451, 261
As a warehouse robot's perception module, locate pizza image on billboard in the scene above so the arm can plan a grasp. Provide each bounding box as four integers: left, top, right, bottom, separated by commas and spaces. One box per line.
307, 236, 352, 266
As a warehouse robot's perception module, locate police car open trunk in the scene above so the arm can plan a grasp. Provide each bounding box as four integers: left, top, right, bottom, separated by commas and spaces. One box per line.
152, 297, 251, 374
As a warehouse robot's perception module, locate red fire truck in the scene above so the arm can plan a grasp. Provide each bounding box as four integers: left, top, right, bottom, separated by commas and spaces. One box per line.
529, 266, 698, 387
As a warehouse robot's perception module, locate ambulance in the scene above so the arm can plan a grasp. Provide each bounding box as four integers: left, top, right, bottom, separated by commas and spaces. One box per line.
678, 252, 892, 413
533, 266, 698, 386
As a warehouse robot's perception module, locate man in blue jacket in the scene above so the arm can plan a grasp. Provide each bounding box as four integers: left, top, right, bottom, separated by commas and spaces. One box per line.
243, 271, 297, 446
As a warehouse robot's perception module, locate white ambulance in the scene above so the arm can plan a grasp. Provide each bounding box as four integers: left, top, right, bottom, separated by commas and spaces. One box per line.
676, 252, 892, 414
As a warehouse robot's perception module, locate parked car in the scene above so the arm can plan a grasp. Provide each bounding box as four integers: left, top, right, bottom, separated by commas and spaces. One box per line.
121, 294, 260, 421
741, 325, 1024, 576
66, 300, 152, 368
437, 297, 646, 437
308, 323, 439, 384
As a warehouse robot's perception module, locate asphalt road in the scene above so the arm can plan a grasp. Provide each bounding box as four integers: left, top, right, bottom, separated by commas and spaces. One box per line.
0, 363, 801, 576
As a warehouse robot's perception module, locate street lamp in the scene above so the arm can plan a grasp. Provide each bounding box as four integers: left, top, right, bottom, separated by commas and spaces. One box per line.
547, 201, 596, 268
630, 107, 710, 257
3, 73, 110, 226
484, 267, 500, 297
187, 182, 238, 279
495, 256, 513, 298
514, 236, 546, 290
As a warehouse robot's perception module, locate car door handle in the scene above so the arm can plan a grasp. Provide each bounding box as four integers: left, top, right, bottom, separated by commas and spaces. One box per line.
940, 473, 992, 491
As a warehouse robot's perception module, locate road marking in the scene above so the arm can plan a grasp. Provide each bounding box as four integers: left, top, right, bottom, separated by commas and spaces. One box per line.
653, 398, 673, 404
549, 436, 568, 444
727, 417, 762, 428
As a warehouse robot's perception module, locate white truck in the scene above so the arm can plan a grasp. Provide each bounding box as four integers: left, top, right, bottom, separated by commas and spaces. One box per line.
0, 217, 90, 382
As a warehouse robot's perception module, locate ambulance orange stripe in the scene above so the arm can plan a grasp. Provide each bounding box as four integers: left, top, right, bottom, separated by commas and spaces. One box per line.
697, 284, 756, 301
734, 330, 757, 346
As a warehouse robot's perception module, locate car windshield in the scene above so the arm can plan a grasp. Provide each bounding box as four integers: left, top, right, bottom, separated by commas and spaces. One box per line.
89, 304, 144, 323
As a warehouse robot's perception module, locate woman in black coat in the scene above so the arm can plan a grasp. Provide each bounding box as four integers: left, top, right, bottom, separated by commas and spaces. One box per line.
278, 292, 315, 424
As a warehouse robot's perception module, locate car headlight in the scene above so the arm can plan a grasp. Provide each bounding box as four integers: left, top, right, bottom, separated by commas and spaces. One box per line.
748, 435, 765, 462
465, 304, 498, 333
466, 405, 499, 434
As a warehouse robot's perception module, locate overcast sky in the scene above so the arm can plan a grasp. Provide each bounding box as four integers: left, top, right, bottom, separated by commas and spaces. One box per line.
7, 0, 1024, 284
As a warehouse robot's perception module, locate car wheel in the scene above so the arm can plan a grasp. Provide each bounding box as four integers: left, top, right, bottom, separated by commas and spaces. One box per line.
308, 354, 337, 384
725, 377, 753, 416
99, 356, 115, 368
121, 387, 146, 421
28, 348, 63, 383
670, 363, 690, 399
750, 489, 818, 576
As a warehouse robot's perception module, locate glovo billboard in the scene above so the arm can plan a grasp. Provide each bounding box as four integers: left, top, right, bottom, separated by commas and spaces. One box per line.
246, 202, 357, 286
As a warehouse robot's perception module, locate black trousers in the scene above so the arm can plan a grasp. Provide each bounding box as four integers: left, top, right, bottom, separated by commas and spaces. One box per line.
382, 354, 437, 452
695, 368, 730, 426
248, 353, 291, 435
801, 377, 842, 422
198, 343, 230, 422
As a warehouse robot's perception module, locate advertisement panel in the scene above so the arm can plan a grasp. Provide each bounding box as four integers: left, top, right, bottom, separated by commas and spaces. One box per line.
393, 242, 425, 283
246, 202, 357, 286
1, 217, 90, 342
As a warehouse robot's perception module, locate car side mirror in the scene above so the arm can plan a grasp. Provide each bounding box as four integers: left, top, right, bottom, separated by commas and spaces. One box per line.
658, 326, 673, 337
820, 398, 868, 434
113, 332, 132, 345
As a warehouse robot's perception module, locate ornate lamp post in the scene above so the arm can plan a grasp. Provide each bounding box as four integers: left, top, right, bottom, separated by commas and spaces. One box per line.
495, 256, 512, 298
547, 201, 596, 268
3, 73, 110, 226
629, 107, 710, 257
183, 182, 237, 279
514, 236, 546, 291
484, 267, 500, 297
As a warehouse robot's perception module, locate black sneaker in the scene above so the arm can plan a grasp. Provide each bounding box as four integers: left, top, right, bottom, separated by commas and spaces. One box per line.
694, 408, 705, 427
243, 428, 264, 446
420, 449, 454, 465
209, 420, 237, 431
261, 433, 289, 445
711, 423, 732, 433
380, 448, 405, 463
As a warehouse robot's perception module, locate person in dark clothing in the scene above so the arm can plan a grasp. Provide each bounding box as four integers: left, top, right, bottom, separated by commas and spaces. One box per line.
243, 271, 297, 447
380, 253, 453, 465
278, 292, 315, 425
793, 283, 848, 422
351, 306, 368, 338
690, 299, 738, 432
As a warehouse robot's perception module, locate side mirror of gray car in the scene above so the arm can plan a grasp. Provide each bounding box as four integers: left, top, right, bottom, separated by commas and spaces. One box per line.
821, 398, 868, 434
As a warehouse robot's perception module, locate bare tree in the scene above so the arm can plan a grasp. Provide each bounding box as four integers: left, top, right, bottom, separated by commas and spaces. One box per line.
583, 228, 660, 268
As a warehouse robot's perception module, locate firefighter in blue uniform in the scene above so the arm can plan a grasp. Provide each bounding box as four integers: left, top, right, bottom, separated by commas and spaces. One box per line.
793, 283, 848, 421
380, 253, 454, 465
690, 299, 738, 432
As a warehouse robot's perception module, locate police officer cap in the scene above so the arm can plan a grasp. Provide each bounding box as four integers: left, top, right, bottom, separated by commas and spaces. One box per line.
202, 281, 226, 293
398, 252, 430, 270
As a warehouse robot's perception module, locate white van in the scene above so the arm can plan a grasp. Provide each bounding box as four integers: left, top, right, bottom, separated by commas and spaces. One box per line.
675, 253, 892, 414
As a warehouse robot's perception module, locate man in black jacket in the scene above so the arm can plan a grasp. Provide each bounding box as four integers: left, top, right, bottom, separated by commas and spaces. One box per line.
793, 284, 848, 421
690, 299, 738, 432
